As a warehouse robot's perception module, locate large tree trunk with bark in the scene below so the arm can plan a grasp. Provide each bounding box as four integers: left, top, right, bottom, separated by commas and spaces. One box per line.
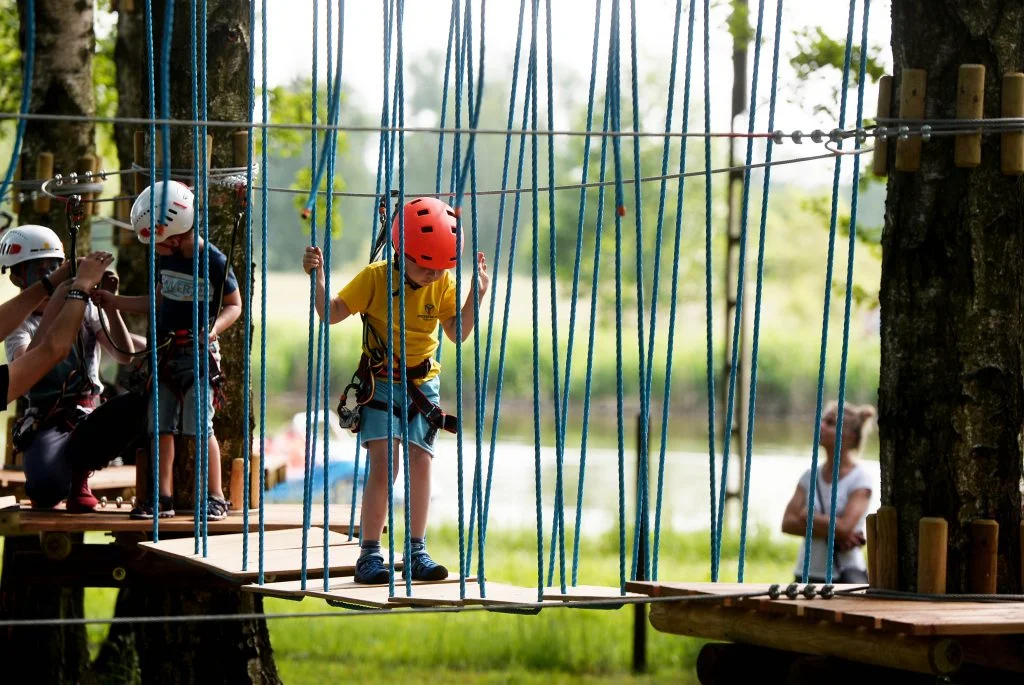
881, 0, 1024, 593
128, 3, 278, 683
14, 0, 95, 248
0, 3, 95, 682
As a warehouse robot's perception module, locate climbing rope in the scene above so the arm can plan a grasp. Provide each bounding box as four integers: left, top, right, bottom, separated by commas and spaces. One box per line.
0, 0, 34, 206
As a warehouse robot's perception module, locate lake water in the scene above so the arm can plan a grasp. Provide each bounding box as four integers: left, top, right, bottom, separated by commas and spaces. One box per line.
267, 407, 881, 540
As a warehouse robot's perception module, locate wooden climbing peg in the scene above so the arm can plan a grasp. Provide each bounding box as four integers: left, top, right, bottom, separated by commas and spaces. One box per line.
872, 75, 892, 177
955, 65, 985, 168
233, 130, 250, 167
133, 130, 146, 195
917, 517, 947, 594
865, 512, 877, 586
969, 519, 999, 594
229, 457, 244, 511
1001, 73, 1024, 175
895, 69, 926, 172
92, 156, 103, 215
33, 152, 54, 214
875, 505, 898, 590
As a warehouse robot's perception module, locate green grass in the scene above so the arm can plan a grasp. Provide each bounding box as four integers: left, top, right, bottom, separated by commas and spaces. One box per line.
58, 527, 795, 684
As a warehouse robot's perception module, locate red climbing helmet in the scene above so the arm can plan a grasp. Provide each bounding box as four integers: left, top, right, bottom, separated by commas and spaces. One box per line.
391, 197, 461, 268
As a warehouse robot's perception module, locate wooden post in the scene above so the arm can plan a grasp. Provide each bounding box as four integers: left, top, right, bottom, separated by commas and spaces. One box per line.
232, 131, 249, 167
32, 152, 54, 214
865, 512, 878, 586
11, 154, 22, 214
969, 519, 998, 594
917, 517, 947, 594
92, 156, 103, 216
154, 130, 164, 167
873, 75, 892, 177
954, 65, 985, 168
875, 505, 899, 590
229, 457, 244, 511
248, 450, 262, 511
1001, 73, 1024, 175
133, 130, 146, 195
895, 69, 927, 172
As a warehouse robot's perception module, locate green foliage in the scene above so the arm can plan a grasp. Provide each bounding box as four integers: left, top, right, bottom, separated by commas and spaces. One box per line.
789, 27, 886, 119
726, 0, 753, 46
0, 4, 22, 140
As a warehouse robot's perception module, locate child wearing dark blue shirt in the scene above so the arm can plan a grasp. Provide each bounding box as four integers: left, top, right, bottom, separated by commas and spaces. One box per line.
97, 181, 242, 520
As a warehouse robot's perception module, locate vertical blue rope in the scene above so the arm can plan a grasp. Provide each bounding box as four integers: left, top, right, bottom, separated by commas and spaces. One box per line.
452, 0, 487, 209
0, 0, 33, 204
257, 0, 269, 584
198, 0, 211, 555
703, 0, 719, 585
572, 77, 613, 587
824, 0, 871, 585
434, 0, 459, 197
383, 0, 399, 600
802, 0, 858, 585
241, 0, 257, 571
652, 0, 697, 580
190, 0, 202, 553
301, 0, 321, 583
626, 0, 650, 583
737, 0, 785, 582
528, 0, 544, 603
143, 0, 161, 541
714, 0, 769, 576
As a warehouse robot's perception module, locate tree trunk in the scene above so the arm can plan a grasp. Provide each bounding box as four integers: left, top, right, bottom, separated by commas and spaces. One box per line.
881, 0, 1024, 593
14, 0, 95, 249
129, 3, 278, 683
0, 3, 95, 682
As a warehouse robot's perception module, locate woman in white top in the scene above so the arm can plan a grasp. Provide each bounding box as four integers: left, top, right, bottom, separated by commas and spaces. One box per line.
781, 401, 876, 583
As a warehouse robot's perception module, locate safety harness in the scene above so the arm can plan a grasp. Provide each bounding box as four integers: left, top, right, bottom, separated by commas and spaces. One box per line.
334, 194, 458, 446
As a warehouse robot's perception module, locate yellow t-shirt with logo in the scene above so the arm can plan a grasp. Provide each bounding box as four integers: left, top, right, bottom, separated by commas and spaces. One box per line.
338, 260, 457, 383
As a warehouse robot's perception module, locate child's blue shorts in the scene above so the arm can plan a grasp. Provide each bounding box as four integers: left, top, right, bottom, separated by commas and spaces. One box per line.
148, 345, 217, 437
359, 376, 441, 456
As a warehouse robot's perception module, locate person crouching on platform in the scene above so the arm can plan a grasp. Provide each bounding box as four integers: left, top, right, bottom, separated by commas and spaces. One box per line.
94, 181, 241, 521
302, 196, 489, 585
1, 225, 136, 512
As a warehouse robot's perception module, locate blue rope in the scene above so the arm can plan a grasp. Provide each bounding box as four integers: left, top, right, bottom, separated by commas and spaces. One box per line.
703, 0, 719, 584
607, 0, 628, 595
824, 0, 871, 585
198, 0, 211, 554
714, 0, 769, 575
454, 0, 470, 598
0, 0, 33, 205
452, 0, 487, 210
557, 0, 603, 587
434, 0, 459, 197
626, 0, 651, 584
572, 76, 613, 587
241, 0, 257, 571
528, 0, 544, 603
143, 0, 161, 541
737, 0, 785, 582
257, 0, 270, 584
190, 0, 202, 553
477, 53, 534, 585
301, 0, 321, 583
802, 0, 858, 584
652, 0, 697, 580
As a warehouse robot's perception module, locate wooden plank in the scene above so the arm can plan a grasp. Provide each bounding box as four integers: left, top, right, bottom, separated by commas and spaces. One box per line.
6, 502, 355, 535
387, 581, 554, 608
243, 574, 463, 600
139, 528, 364, 582
0, 495, 16, 510
881, 606, 1024, 636
542, 584, 645, 603
0, 466, 135, 491
305, 578, 470, 609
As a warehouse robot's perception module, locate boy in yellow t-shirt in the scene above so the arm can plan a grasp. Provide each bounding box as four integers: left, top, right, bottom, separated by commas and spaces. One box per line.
302, 197, 489, 584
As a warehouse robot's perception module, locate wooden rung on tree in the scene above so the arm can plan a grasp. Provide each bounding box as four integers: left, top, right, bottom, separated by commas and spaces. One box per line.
917, 517, 947, 594
872, 75, 892, 177
895, 69, 927, 172
133, 130, 146, 195
865, 512, 878, 585
11, 154, 22, 214
875, 505, 899, 590
969, 519, 998, 594
233, 130, 250, 167
1001, 73, 1024, 175
955, 64, 985, 168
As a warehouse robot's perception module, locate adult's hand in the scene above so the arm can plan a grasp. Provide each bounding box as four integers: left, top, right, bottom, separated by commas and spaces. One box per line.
73, 252, 115, 290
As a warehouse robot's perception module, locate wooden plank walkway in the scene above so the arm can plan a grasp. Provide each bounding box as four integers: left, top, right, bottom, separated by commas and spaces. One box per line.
627, 581, 1024, 637
0, 465, 135, 493
0, 502, 356, 536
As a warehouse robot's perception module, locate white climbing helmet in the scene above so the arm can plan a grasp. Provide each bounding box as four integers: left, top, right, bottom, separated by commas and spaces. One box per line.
0, 224, 65, 269
131, 180, 195, 244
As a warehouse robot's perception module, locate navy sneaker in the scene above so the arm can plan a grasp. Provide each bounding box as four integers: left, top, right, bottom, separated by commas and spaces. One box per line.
403, 551, 449, 581
206, 496, 230, 522
354, 553, 392, 584
129, 494, 175, 520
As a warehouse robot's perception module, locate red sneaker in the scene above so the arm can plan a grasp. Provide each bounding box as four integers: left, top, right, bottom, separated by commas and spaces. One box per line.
66, 469, 99, 513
